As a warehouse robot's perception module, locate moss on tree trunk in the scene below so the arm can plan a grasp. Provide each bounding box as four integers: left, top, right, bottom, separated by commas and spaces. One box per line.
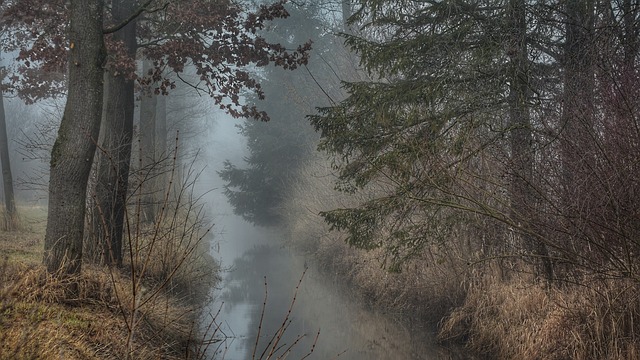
44, 0, 105, 275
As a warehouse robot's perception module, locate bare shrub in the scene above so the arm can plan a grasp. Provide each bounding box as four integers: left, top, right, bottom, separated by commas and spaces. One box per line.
119, 139, 218, 358
81, 132, 219, 359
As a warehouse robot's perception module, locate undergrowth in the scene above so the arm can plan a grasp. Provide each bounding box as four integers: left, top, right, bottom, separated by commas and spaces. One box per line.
281, 153, 469, 326
0, 217, 221, 360
0, 146, 219, 359
439, 274, 640, 360
0, 253, 198, 359
281, 151, 640, 360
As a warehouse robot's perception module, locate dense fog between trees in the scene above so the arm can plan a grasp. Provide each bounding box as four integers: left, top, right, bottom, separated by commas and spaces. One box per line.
0, 0, 639, 359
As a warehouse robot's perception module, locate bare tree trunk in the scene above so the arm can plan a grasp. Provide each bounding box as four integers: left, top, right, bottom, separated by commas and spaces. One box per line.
0, 88, 16, 230
561, 0, 595, 201
341, 0, 352, 33
139, 59, 157, 222
86, 73, 111, 262
155, 91, 168, 200
91, 0, 136, 267
507, 0, 552, 282
559, 0, 595, 265
44, 0, 105, 275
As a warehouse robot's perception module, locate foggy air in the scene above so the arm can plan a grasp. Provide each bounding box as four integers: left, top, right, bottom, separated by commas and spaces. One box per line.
1, 1, 638, 359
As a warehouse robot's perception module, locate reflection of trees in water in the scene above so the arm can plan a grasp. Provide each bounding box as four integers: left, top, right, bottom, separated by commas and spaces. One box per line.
220, 244, 314, 358
217, 244, 465, 360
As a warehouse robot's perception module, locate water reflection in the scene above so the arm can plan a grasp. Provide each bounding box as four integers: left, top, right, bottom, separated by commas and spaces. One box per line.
206, 241, 466, 360
218, 245, 313, 359
197, 106, 468, 360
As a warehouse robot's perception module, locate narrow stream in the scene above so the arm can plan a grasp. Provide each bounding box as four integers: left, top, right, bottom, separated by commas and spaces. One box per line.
197, 115, 467, 360
207, 233, 463, 359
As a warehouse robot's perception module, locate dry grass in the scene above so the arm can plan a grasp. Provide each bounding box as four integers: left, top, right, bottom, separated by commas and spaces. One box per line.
280, 149, 640, 360
0, 205, 47, 263
0, 206, 213, 360
311, 238, 468, 325
0, 261, 197, 359
439, 273, 640, 360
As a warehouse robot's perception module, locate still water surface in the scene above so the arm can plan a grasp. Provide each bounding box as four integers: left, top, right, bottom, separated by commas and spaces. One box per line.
201, 218, 465, 360
198, 115, 467, 359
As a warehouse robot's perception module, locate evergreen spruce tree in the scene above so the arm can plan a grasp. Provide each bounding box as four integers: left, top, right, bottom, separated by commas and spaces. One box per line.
311, 0, 640, 280
309, 1, 520, 270
219, 4, 338, 226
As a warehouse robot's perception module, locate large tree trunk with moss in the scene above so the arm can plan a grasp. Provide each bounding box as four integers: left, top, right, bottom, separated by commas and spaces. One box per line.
91, 0, 136, 267
0, 89, 16, 229
44, 0, 105, 275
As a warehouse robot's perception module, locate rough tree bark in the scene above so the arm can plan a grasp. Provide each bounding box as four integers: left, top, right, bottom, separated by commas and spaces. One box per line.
507, 0, 553, 282
341, 0, 352, 33
44, 0, 105, 275
561, 0, 595, 202
0, 88, 16, 229
139, 58, 157, 222
91, 0, 136, 266
556, 0, 596, 270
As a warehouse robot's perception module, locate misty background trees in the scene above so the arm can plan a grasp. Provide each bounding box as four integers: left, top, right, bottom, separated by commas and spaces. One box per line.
0, 88, 16, 229
0, 0, 311, 276
218, 4, 343, 227
224, 0, 640, 285
0, 0, 639, 356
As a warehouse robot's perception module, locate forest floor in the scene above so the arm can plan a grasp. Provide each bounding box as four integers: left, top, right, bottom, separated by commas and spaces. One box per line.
0, 206, 213, 360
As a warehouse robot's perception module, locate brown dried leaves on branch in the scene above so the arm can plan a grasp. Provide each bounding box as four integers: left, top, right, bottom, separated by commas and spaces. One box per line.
139, 0, 312, 121
1, 0, 311, 121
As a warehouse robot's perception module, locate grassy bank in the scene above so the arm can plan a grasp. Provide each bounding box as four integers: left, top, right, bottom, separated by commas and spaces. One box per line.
282, 154, 640, 360
440, 274, 640, 360
282, 155, 469, 324
0, 206, 217, 360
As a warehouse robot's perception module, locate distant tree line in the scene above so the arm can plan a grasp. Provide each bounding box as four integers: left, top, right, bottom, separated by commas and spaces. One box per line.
219, 3, 344, 227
